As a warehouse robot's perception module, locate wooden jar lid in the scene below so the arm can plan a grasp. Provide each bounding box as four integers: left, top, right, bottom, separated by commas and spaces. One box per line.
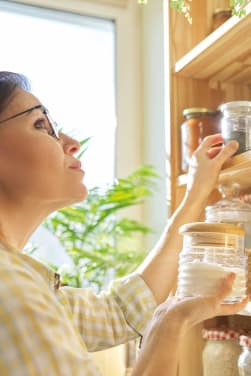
179, 222, 244, 236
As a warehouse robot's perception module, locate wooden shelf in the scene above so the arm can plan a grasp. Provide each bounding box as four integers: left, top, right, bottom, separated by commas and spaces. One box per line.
174, 3, 251, 83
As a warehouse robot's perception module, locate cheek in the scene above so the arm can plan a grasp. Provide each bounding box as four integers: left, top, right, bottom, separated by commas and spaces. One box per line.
0, 137, 64, 179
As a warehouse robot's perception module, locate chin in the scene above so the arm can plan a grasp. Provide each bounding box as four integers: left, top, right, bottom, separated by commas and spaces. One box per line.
52, 185, 89, 210
69, 185, 89, 204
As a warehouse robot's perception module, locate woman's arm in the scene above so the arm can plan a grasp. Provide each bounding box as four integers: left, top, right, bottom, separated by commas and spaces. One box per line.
61, 273, 157, 351
136, 134, 239, 304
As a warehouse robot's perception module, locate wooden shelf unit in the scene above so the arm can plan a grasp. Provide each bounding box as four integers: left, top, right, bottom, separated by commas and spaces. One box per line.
169, 0, 251, 213
168, 1, 251, 375
174, 3, 251, 83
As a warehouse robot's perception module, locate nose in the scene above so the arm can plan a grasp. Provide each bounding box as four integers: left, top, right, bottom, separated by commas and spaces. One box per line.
60, 132, 81, 155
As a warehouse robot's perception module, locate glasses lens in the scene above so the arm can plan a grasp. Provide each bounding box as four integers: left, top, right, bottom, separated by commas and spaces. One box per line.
44, 110, 60, 139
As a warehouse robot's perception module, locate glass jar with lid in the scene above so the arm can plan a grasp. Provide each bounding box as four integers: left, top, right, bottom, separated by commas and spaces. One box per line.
211, 9, 232, 32
205, 182, 251, 297
219, 101, 251, 155
180, 108, 221, 172
238, 335, 251, 375
202, 328, 242, 376
177, 222, 247, 303
206, 182, 251, 248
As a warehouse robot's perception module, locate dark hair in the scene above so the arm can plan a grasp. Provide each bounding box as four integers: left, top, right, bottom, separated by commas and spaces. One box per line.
0, 71, 30, 115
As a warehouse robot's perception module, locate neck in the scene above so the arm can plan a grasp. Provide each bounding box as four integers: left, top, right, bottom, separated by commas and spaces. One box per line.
0, 197, 52, 251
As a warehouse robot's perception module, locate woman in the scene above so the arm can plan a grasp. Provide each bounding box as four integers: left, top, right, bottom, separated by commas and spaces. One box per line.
0, 71, 248, 376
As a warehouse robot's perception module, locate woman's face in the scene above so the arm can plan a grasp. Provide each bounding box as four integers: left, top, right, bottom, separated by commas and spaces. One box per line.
0, 88, 87, 211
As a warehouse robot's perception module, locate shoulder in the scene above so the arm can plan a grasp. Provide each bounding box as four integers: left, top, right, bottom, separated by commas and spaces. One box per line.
0, 250, 57, 310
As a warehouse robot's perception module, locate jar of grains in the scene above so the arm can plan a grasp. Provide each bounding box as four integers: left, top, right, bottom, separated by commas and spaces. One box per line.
177, 222, 247, 303
202, 328, 242, 376
219, 101, 251, 155
238, 335, 251, 376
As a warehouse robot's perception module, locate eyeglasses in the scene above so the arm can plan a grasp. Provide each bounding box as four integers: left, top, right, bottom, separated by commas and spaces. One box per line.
0, 104, 60, 140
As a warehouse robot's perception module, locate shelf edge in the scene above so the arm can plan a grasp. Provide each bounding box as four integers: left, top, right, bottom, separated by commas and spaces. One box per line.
174, 3, 251, 75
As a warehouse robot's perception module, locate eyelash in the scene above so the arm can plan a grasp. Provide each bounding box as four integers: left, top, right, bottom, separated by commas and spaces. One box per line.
34, 118, 54, 137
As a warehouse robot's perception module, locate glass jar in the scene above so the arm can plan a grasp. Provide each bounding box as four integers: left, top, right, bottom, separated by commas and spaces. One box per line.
211, 9, 232, 32
238, 335, 251, 375
206, 183, 251, 297
177, 222, 247, 303
202, 328, 242, 376
219, 101, 251, 155
180, 108, 221, 172
206, 182, 251, 248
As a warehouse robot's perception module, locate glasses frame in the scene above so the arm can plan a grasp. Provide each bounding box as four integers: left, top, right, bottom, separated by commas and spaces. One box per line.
0, 104, 60, 140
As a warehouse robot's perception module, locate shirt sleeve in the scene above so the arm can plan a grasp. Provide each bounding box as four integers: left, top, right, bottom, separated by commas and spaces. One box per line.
61, 273, 157, 352
0, 262, 101, 376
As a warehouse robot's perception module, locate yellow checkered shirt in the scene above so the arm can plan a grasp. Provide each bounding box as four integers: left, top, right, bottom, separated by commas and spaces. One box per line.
0, 244, 156, 375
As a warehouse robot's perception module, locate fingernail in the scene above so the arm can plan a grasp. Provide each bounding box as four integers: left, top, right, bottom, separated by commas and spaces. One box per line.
228, 272, 236, 279
228, 140, 239, 149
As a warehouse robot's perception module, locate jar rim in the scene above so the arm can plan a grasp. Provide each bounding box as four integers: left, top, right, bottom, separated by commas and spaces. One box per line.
183, 108, 218, 117
219, 101, 251, 113
202, 328, 243, 341
179, 222, 245, 236
213, 8, 232, 16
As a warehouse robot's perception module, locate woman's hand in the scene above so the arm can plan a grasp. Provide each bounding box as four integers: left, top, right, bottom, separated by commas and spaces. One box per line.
144, 273, 248, 342
159, 273, 248, 331
133, 274, 248, 376
186, 134, 238, 201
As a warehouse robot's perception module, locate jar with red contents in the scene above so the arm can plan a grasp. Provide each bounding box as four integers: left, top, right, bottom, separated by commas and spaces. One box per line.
238, 335, 251, 375
202, 328, 242, 376
180, 108, 221, 173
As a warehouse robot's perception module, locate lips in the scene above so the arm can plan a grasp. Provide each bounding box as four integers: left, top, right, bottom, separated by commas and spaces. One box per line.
69, 160, 83, 170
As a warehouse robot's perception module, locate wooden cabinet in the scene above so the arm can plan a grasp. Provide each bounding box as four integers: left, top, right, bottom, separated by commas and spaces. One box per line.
168, 1, 251, 375
169, 0, 251, 212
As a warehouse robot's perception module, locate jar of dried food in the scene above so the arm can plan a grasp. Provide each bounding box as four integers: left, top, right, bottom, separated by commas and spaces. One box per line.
177, 222, 247, 303
202, 328, 242, 376
180, 108, 221, 172
202, 328, 241, 376
211, 9, 232, 32
205, 182, 251, 297
238, 335, 251, 375
219, 101, 251, 155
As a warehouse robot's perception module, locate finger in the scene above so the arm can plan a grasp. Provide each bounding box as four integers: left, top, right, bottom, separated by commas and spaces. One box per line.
214, 140, 239, 164
207, 146, 223, 159
217, 295, 249, 316
216, 272, 236, 301
199, 134, 224, 149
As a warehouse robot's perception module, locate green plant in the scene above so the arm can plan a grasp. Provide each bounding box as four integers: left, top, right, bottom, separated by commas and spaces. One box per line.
138, 0, 250, 23
44, 165, 158, 291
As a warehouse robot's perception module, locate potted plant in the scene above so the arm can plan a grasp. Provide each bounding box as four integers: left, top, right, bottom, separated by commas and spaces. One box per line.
40, 164, 158, 291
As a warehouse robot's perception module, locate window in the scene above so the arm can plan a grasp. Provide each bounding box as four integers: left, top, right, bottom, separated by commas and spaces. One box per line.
0, 0, 116, 188
0, 0, 145, 263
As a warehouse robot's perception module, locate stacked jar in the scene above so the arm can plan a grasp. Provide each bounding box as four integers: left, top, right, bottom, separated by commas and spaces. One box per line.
219, 101, 251, 155
177, 222, 247, 303
205, 182, 251, 297
202, 328, 242, 376
238, 335, 251, 375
